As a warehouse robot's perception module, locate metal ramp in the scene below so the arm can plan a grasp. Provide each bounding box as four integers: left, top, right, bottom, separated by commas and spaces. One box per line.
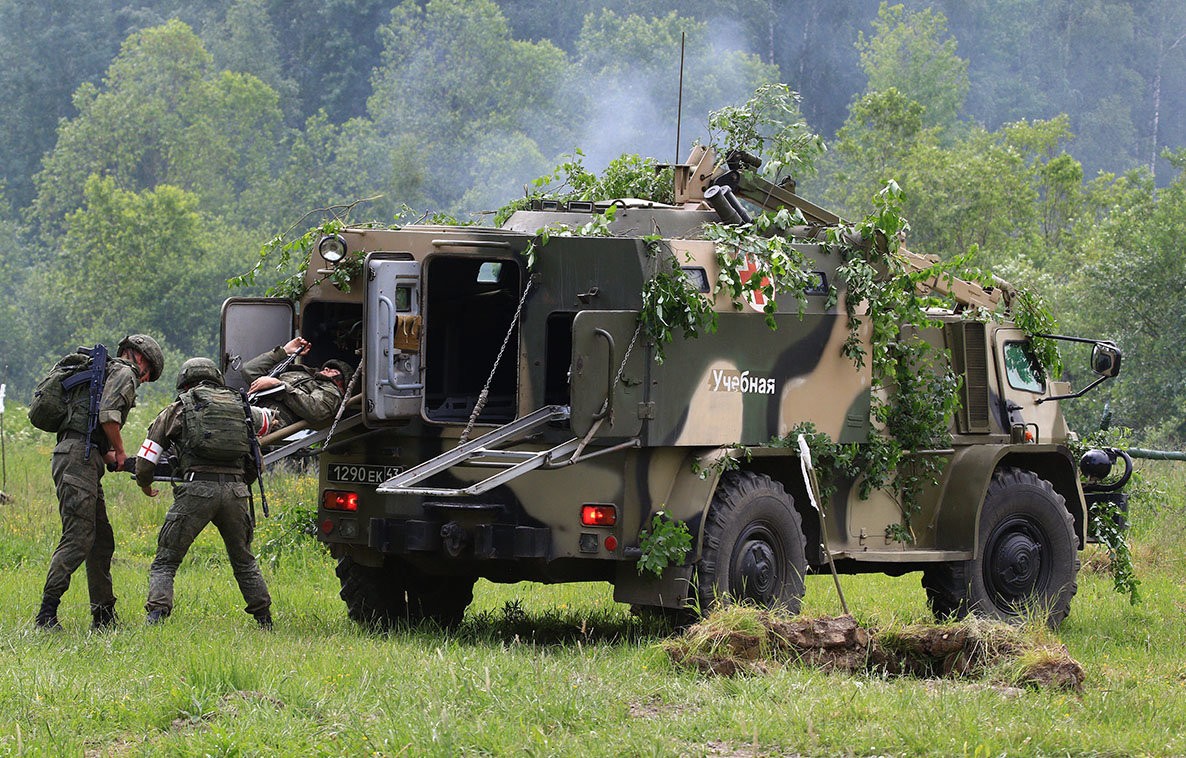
376, 405, 576, 497
377, 404, 641, 498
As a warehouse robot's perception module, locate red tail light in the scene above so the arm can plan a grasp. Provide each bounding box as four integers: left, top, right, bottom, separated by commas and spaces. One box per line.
581, 504, 617, 526
323, 490, 359, 512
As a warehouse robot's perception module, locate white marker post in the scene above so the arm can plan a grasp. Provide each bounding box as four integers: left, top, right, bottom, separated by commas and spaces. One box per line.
797, 434, 848, 615
0, 383, 10, 503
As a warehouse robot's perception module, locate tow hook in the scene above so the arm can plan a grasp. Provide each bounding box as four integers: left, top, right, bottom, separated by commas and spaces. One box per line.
440, 521, 470, 557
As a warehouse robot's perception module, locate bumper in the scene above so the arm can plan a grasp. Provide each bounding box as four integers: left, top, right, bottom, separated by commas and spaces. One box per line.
368, 517, 551, 559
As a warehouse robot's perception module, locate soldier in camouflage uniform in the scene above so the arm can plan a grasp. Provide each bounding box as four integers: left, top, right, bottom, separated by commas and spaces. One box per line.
35, 334, 164, 631
136, 358, 274, 628
242, 337, 351, 432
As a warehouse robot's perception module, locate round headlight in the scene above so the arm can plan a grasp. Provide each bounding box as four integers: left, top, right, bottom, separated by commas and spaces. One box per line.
318, 234, 347, 264
1079, 449, 1114, 480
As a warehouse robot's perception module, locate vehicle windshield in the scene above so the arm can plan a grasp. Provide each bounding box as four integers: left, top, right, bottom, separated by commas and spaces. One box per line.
1004, 341, 1045, 393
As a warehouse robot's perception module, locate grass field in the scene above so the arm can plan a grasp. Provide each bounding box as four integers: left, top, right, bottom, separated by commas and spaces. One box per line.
2, 410, 1185, 756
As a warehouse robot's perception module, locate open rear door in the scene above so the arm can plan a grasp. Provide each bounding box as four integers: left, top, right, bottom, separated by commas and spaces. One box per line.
570, 310, 646, 439
220, 298, 295, 391
364, 254, 422, 422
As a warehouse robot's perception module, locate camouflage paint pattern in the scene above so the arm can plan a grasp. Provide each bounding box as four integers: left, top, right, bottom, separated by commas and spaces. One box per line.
271, 188, 1093, 609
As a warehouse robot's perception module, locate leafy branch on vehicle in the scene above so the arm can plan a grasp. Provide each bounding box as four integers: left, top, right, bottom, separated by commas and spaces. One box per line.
1008, 289, 1063, 377
690, 444, 753, 481
1088, 497, 1140, 604
636, 510, 693, 578
705, 208, 837, 330
494, 151, 674, 227
1070, 427, 1146, 603
229, 195, 382, 300
640, 236, 717, 364
707, 83, 826, 182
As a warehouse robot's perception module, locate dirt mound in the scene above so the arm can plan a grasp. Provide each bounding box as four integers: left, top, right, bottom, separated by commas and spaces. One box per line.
664, 609, 1084, 692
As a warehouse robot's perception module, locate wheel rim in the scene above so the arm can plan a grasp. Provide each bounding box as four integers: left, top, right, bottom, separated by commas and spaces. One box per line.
984, 514, 1049, 609
729, 522, 783, 605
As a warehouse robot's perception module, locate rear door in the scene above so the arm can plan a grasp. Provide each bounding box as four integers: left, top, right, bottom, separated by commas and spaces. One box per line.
220, 298, 295, 391
570, 310, 646, 439
364, 254, 422, 422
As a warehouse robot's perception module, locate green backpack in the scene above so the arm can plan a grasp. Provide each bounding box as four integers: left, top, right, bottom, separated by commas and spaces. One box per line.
28, 352, 94, 433
179, 384, 252, 467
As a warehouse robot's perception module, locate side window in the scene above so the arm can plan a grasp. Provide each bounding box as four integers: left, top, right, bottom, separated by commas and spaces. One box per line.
1004, 341, 1045, 393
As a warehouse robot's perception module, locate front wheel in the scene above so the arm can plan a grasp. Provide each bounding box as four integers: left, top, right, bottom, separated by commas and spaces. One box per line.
922, 467, 1079, 627
695, 471, 807, 615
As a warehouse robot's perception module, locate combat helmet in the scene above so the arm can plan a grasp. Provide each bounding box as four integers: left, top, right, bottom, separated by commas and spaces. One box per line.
117, 334, 164, 382
320, 359, 354, 389
176, 357, 224, 390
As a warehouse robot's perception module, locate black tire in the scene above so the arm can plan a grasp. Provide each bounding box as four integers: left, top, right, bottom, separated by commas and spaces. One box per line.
922, 467, 1079, 628
404, 571, 476, 629
695, 471, 807, 615
338, 555, 476, 630
336, 554, 408, 630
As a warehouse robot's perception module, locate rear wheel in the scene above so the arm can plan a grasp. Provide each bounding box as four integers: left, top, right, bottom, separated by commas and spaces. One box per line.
922, 467, 1078, 627
404, 569, 476, 629
695, 471, 807, 615
336, 554, 408, 630
337, 555, 476, 630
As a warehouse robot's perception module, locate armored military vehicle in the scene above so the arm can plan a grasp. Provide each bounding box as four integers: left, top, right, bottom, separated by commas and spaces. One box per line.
221, 147, 1124, 628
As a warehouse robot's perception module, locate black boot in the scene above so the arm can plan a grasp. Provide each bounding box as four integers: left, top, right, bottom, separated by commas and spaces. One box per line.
91, 604, 118, 631
34, 599, 62, 631
146, 609, 169, 625
254, 610, 273, 630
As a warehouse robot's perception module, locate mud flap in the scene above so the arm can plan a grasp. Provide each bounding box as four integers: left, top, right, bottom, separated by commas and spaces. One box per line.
613, 563, 694, 608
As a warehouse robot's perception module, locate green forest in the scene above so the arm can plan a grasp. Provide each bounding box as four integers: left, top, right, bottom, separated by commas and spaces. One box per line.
2, 0, 1185, 444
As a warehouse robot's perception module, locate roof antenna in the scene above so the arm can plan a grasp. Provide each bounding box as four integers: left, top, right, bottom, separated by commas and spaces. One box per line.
675, 31, 685, 165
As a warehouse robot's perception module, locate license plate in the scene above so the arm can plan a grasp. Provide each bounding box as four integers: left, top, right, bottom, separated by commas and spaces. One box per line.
326, 463, 402, 485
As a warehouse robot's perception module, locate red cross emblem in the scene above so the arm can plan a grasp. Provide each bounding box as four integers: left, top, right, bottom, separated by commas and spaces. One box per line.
737, 255, 771, 309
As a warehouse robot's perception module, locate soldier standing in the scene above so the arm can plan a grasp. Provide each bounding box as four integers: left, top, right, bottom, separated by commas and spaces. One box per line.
242, 337, 350, 431
35, 334, 164, 631
136, 358, 273, 628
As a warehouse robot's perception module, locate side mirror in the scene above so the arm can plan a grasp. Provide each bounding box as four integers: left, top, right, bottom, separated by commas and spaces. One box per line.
1034, 336, 1122, 404
1091, 341, 1122, 378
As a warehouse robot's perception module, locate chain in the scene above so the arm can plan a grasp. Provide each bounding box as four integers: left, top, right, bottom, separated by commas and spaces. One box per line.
324, 362, 362, 448
603, 322, 643, 428
460, 277, 535, 444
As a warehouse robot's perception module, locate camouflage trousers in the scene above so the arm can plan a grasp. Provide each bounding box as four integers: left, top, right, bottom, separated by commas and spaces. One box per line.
146, 479, 271, 617
41, 435, 116, 614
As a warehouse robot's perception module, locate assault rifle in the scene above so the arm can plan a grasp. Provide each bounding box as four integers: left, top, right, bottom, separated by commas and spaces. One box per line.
61, 344, 108, 461
108, 454, 178, 481
246, 348, 303, 403
239, 388, 269, 518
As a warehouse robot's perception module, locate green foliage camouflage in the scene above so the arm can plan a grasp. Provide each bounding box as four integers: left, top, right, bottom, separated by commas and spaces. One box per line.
4, 0, 1186, 454
635, 511, 693, 578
